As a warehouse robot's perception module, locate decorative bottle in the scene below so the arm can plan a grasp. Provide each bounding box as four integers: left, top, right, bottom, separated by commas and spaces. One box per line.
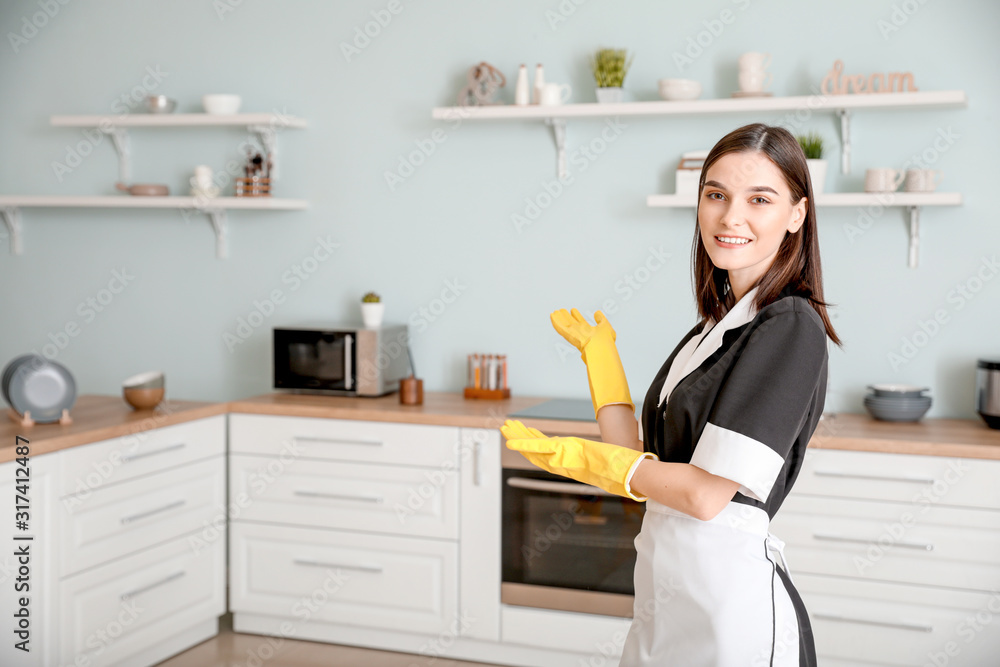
533, 64, 545, 105
514, 64, 530, 105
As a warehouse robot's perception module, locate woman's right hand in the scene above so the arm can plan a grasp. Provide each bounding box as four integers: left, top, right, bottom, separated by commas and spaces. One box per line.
549, 308, 633, 419
550, 308, 617, 353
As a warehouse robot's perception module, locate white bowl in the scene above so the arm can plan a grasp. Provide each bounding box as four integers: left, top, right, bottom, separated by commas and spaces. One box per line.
658, 79, 702, 101
202, 94, 242, 115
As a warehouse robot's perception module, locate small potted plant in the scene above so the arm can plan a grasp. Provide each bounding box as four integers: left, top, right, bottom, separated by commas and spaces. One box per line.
590, 48, 633, 104
797, 132, 827, 195
361, 291, 384, 328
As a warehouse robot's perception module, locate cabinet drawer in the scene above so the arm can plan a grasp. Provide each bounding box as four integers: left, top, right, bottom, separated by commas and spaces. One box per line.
772, 494, 1000, 592
795, 573, 1000, 667
230, 521, 457, 635
58, 532, 225, 667
58, 415, 225, 498
798, 448, 1000, 510
59, 456, 226, 578
230, 453, 457, 539
229, 414, 459, 468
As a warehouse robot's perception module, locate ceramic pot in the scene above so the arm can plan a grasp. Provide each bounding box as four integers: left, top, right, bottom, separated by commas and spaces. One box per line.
595, 87, 624, 104
807, 159, 827, 195
361, 302, 384, 328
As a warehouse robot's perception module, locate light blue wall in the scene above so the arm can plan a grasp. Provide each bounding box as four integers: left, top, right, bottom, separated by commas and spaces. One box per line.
1, 0, 997, 419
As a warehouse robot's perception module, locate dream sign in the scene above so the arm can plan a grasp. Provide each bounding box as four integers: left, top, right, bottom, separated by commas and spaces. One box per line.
820, 59, 918, 95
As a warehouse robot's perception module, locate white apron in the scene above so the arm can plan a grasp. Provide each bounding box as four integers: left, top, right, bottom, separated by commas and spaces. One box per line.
618, 501, 800, 667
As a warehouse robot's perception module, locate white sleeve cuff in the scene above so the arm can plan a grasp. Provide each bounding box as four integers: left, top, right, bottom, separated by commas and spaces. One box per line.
689, 422, 784, 502
623, 452, 658, 501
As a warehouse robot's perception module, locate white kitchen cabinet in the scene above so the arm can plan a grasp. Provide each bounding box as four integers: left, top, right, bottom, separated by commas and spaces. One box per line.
0, 452, 58, 667
58, 455, 226, 578
57, 530, 225, 667
57, 415, 225, 497
0, 415, 227, 667
772, 448, 1000, 666
229, 452, 458, 539
458, 427, 502, 642
231, 521, 457, 634
228, 414, 464, 639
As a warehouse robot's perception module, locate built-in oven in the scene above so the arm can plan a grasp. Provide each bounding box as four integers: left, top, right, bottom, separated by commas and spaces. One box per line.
501, 438, 643, 618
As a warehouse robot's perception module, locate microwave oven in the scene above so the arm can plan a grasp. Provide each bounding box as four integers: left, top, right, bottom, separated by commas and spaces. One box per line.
273, 323, 410, 397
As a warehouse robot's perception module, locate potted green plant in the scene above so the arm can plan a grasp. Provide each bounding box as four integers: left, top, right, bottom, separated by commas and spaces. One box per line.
590, 48, 633, 104
361, 291, 384, 328
797, 132, 828, 195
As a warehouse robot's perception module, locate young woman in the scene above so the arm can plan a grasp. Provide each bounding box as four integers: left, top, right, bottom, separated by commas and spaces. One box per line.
502, 123, 841, 666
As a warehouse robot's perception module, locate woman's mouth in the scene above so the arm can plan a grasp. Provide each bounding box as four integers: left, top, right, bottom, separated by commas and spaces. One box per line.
714, 235, 752, 248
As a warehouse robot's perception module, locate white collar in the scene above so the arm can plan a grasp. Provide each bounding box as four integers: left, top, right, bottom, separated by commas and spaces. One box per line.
658, 286, 760, 407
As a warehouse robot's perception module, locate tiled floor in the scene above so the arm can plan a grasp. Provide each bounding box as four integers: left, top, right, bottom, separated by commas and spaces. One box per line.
153, 613, 494, 667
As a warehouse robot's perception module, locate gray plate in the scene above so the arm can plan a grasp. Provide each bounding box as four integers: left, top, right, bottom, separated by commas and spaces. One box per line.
3, 354, 42, 406
8, 358, 76, 423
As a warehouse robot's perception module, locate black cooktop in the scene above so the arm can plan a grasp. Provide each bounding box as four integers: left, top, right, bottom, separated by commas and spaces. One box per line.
507, 398, 596, 422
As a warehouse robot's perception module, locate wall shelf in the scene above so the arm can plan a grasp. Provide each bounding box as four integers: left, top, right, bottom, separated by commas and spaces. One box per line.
0, 196, 307, 259
432, 90, 967, 178
646, 192, 963, 269
50, 113, 307, 181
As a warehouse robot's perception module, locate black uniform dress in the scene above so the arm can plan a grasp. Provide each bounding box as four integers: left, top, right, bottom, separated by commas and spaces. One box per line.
618, 284, 827, 666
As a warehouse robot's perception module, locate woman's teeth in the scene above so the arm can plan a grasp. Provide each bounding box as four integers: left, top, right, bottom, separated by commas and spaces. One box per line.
717, 236, 750, 244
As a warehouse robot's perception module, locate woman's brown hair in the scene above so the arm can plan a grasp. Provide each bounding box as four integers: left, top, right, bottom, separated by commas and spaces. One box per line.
692, 122, 842, 346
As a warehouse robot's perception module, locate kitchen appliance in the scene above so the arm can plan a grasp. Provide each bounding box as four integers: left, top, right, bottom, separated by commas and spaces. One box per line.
273, 323, 409, 397
502, 399, 641, 618
977, 360, 1000, 429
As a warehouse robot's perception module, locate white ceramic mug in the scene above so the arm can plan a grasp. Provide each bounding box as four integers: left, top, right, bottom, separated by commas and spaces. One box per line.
738, 70, 773, 93
539, 83, 572, 106
191, 165, 213, 189
904, 169, 943, 192
739, 51, 772, 72
865, 168, 906, 192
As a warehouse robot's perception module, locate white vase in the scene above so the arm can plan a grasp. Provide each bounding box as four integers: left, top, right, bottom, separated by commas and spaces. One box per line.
806, 159, 827, 195
595, 87, 625, 104
361, 302, 384, 328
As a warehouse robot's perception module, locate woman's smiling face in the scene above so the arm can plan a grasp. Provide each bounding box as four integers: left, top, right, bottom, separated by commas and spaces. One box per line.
697, 150, 807, 300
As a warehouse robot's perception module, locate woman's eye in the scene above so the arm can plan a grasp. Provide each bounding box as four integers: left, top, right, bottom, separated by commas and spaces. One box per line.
707, 192, 724, 200
751, 196, 769, 204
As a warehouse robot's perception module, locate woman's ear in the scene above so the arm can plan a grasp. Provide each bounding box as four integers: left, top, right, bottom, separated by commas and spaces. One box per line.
788, 197, 807, 233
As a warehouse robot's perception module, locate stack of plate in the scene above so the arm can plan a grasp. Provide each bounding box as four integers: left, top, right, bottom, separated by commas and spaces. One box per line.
1, 354, 77, 423
863, 384, 931, 422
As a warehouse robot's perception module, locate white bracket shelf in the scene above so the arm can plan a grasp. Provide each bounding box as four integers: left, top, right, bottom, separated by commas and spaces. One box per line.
432, 90, 966, 179
0, 196, 307, 259
646, 191, 963, 269
50, 113, 307, 184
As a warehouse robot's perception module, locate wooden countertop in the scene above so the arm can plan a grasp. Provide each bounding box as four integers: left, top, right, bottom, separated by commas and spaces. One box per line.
2, 392, 999, 464
0, 396, 228, 463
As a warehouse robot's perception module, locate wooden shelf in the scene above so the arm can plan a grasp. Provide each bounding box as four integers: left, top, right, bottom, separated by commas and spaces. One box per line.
0, 196, 307, 259
50, 113, 307, 128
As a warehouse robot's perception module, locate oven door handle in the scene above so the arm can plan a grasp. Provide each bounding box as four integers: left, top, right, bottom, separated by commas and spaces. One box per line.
506, 476, 616, 497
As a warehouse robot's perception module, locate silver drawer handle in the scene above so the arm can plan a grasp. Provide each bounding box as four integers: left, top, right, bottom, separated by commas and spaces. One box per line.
120, 442, 186, 463
294, 558, 383, 573
294, 490, 384, 503
814, 470, 935, 484
507, 476, 615, 497
813, 533, 934, 551
121, 499, 186, 525
814, 612, 933, 633
120, 570, 186, 601
293, 435, 383, 447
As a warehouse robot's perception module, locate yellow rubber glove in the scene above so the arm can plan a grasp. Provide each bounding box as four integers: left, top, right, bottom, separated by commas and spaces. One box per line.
501, 419, 657, 501
550, 308, 633, 419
